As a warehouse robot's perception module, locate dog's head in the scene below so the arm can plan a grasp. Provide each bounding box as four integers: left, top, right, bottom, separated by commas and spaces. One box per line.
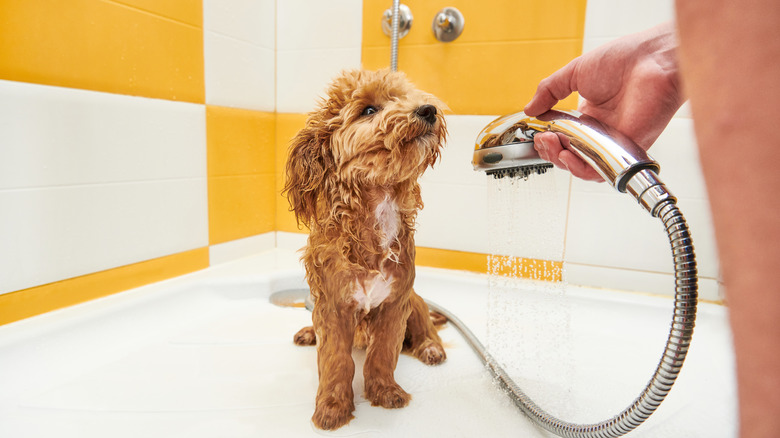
283, 69, 447, 227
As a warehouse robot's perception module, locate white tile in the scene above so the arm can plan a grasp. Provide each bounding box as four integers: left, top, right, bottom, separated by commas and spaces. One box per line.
648, 117, 708, 201
675, 101, 692, 119
565, 189, 673, 273
208, 232, 276, 265
564, 188, 719, 280
275, 231, 308, 253
276, 0, 363, 51
203, 0, 274, 48
415, 182, 490, 254
416, 174, 570, 259
0, 80, 206, 190
0, 179, 208, 294
584, 0, 675, 40
581, 36, 614, 54
276, 48, 361, 113
422, 114, 500, 187
564, 262, 721, 301
204, 31, 275, 111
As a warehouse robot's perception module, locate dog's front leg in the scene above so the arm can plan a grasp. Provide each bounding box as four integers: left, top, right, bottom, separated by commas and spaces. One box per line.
363, 298, 412, 408
312, 298, 357, 430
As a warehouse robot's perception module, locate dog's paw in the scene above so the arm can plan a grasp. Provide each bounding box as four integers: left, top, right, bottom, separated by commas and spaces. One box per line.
312, 395, 355, 431
416, 340, 446, 365
293, 326, 316, 346
365, 381, 411, 409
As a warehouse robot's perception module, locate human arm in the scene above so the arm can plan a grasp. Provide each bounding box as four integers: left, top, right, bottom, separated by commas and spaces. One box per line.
675, 2, 780, 436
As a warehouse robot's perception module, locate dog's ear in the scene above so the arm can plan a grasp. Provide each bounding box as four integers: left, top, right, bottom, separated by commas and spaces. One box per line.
282, 118, 334, 228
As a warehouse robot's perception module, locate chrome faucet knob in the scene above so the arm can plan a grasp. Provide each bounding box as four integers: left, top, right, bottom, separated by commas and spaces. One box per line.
432, 7, 464, 42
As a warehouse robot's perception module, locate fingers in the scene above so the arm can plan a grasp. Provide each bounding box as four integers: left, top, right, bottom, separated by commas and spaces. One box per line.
533, 132, 604, 182
533, 132, 565, 165
559, 150, 604, 182
524, 59, 579, 116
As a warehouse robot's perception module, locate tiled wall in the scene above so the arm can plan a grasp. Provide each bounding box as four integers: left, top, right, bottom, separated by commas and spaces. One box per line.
412, 0, 720, 300
0, 0, 721, 325
566, 0, 719, 299
0, 0, 281, 325
358, 0, 721, 300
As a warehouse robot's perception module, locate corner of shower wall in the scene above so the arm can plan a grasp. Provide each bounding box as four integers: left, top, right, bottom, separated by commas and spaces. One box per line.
0, 0, 369, 325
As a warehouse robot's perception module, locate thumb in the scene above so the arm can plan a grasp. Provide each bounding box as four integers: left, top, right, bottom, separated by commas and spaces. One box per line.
524, 58, 579, 116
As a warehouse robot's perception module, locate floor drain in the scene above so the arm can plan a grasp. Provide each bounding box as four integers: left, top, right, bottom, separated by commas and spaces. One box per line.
269, 289, 313, 310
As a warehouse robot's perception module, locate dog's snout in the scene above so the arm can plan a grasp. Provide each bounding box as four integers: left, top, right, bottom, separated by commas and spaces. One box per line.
415, 105, 437, 125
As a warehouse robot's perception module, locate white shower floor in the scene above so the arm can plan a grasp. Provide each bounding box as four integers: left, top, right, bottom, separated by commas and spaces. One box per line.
0, 250, 737, 437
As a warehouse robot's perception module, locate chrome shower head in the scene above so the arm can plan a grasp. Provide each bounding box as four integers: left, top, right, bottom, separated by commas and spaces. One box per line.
473, 110, 675, 216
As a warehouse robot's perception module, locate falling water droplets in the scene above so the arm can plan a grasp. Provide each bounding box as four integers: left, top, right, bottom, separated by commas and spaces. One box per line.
485, 170, 575, 418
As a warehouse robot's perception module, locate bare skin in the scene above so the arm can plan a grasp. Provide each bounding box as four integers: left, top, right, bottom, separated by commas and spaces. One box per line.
676, 2, 780, 436
525, 10, 780, 437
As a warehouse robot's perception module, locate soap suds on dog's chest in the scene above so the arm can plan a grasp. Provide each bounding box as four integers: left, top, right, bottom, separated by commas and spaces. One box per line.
375, 195, 400, 249
353, 272, 395, 313
351, 196, 400, 312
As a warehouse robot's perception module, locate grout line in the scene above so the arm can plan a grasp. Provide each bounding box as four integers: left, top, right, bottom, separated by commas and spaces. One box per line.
101, 0, 202, 30
565, 261, 719, 280
204, 29, 274, 51
0, 177, 207, 194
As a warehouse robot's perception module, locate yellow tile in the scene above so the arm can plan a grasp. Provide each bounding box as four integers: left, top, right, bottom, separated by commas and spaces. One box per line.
207, 106, 276, 177
208, 174, 276, 245
275, 113, 310, 234
363, 40, 581, 115
0, 0, 204, 103
416, 247, 562, 282
415, 247, 488, 273
363, 0, 587, 47
111, 0, 202, 26
0, 248, 209, 326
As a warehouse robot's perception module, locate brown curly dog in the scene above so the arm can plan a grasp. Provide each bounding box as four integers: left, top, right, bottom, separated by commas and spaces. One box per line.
282, 69, 448, 430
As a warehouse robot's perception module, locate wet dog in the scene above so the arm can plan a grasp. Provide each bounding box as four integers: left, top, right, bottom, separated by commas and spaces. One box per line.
283, 69, 448, 430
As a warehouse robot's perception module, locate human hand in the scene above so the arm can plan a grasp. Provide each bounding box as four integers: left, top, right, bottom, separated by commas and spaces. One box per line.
524, 22, 685, 181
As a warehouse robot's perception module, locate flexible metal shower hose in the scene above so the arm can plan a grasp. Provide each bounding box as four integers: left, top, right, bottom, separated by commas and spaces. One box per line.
425, 199, 698, 437
390, 0, 400, 72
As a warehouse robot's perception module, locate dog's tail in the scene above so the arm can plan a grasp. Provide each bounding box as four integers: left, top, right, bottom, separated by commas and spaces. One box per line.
429, 311, 447, 328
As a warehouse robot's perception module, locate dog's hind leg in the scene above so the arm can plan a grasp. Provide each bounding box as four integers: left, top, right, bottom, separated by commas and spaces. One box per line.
403, 290, 447, 365
363, 299, 412, 409
311, 298, 356, 430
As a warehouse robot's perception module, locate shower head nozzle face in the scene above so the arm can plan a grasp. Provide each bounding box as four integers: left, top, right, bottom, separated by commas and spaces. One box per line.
487, 162, 554, 179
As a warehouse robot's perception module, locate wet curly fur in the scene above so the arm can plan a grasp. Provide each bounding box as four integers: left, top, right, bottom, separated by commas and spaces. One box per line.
282, 69, 448, 430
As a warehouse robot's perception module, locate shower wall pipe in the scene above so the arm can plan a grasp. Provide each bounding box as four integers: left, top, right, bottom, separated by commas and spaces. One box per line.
390, 0, 400, 71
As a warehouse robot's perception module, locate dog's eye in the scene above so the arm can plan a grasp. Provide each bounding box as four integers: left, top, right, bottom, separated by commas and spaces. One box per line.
361, 106, 379, 116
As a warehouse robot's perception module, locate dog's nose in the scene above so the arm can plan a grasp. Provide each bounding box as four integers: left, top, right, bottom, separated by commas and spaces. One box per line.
415, 104, 437, 125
